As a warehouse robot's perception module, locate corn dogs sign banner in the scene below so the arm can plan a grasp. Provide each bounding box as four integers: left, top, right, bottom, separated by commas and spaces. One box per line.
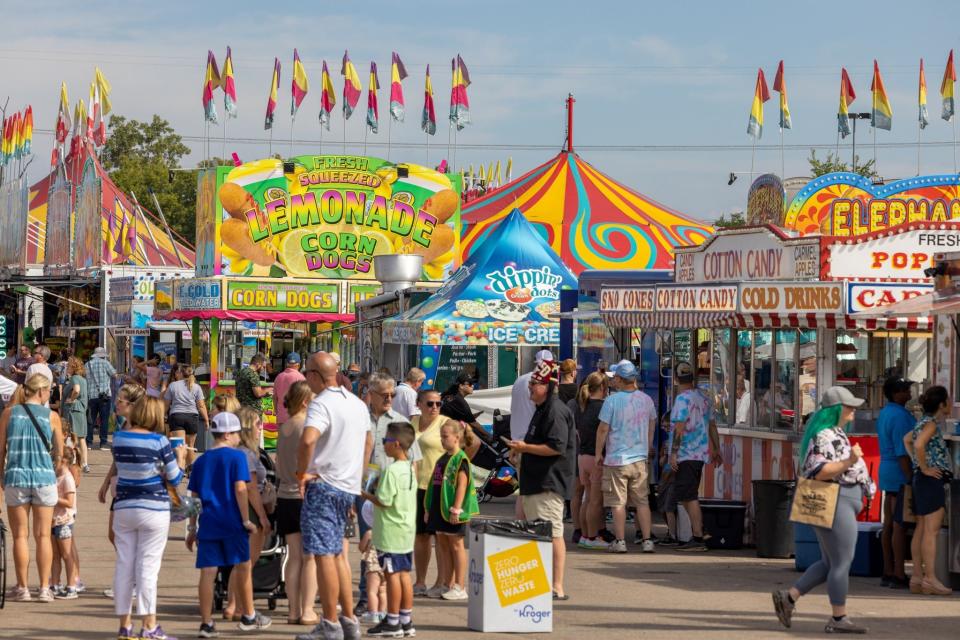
196, 155, 462, 282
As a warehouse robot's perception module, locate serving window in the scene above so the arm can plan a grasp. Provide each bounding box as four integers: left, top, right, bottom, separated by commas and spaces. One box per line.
836, 329, 931, 409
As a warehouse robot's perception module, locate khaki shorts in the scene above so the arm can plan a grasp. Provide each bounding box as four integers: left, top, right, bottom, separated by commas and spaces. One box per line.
602, 460, 650, 508
521, 491, 565, 538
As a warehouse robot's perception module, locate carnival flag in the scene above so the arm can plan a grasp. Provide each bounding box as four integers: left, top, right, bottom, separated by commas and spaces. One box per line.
450, 54, 471, 130
94, 67, 112, 116
265, 58, 280, 130
390, 52, 408, 122
203, 50, 220, 124
341, 50, 362, 120
22, 106, 33, 155
291, 48, 309, 117
70, 99, 86, 157
746, 68, 770, 139
55, 82, 71, 145
941, 50, 956, 121
871, 60, 892, 131
12, 111, 23, 159
422, 64, 437, 135
919, 59, 930, 130
1, 117, 11, 164
506, 157, 513, 182
223, 46, 238, 118
90, 80, 107, 146
367, 62, 380, 134
320, 60, 336, 130
838, 68, 856, 139
772, 60, 791, 130
113, 199, 129, 261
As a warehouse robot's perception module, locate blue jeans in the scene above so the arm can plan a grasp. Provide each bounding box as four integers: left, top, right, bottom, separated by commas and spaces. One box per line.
87, 396, 111, 447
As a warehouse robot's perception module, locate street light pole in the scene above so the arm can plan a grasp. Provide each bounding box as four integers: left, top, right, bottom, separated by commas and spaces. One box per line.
848, 112, 871, 173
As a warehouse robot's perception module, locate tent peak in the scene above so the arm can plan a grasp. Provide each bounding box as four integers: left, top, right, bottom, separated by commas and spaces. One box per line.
564, 94, 575, 153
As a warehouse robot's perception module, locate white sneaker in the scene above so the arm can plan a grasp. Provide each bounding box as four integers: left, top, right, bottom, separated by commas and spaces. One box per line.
607, 539, 627, 553
641, 539, 655, 553
36, 587, 55, 602
12, 586, 32, 602
425, 585, 446, 599
412, 584, 428, 597
578, 537, 610, 550
441, 585, 468, 601
103, 588, 114, 598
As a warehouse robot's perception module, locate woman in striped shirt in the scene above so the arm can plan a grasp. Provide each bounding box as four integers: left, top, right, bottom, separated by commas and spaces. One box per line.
111, 396, 182, 640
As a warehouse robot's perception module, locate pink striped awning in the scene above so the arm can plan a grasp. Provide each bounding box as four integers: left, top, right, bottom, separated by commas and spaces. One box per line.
603, 310, 930, 331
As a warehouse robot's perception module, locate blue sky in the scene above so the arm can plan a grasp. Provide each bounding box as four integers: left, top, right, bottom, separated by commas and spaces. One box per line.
4, 0, 960, 223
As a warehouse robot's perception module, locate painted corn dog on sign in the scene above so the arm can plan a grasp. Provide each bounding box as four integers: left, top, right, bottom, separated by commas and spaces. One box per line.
196, 155, 462, 281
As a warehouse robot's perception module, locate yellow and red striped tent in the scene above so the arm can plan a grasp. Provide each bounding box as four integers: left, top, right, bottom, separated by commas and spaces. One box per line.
461, 150, 712, 274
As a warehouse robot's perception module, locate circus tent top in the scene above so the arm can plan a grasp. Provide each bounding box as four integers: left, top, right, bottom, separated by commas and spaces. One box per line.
460, 95, 713, 275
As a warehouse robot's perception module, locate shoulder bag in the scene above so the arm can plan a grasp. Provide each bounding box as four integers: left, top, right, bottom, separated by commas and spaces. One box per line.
789, 472, 840, 529
21, 404, 56, 466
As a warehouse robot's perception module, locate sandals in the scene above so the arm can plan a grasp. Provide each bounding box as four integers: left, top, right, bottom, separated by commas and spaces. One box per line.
552, 591, 570, 601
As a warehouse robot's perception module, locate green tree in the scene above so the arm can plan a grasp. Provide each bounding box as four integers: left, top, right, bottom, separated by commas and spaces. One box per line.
807, 149, 878, 179
102, 115, 198, 242
714, 210, 747, 229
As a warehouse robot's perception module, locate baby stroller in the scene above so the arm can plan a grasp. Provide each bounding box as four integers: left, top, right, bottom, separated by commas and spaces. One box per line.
472, 410, 519, 503
213, 448, 287, 612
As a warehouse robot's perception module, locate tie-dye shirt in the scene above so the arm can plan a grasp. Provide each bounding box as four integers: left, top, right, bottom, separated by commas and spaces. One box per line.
671, 389, 712, 463
598, 390, 656, 466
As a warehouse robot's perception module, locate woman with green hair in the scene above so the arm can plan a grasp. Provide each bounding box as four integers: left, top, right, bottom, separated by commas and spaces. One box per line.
772, 386, 875, 635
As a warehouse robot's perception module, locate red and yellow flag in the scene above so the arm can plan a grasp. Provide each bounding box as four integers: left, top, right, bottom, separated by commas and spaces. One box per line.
450, 54, 471, 130
320, 60, 336, 130
366, 62, 380, 134
871, 60, 892, 131
265, 58, 280, 130
942, 49, 956, 121
838, 68, 856, 138
919, 59, 929, 129
422, 64, 436, 135
390, 52, 408, 122
202, 51, 220, 124
223, 46, 238, 118
291, 49, 309, 117
341, 50, 362, 120
772, 60, 791, 130
746, 68, 770, 139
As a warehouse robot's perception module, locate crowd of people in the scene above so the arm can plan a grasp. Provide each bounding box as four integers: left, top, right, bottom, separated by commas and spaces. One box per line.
0, 342, 956, 638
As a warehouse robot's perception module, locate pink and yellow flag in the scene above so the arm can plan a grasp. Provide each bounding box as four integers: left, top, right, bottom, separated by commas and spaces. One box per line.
390, 52, 408, 122
942, 50, 956, 121
320, 60, 336, 130
919, 59, 930, 129
202, 50, 221, 124
341, 50, 362, 120
366, 62, 380, 134
291, 49, 309, 117
746, 68, 770, 139
422, 64, 436, 135
265, 58, 280, 130
838, 68, 856, 138
223, 46, 238, 118
871, 60, 892, 131
772, 60, 791, 130
22, 105, 33, 155
449, 54, 471, 130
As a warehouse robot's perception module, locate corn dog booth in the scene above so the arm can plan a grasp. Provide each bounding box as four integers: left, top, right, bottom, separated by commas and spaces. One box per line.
161, 154, 462, 445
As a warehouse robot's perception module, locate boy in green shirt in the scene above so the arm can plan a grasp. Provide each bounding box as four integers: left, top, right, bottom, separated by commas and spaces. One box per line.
362, 422, 418, 638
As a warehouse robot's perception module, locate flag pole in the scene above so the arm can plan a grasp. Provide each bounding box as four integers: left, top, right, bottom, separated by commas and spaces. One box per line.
779, 125, 784, 179
750, 137, 756, 181
343, 118, 347, 154
363, 122, 368, 156
386, 115, 392, 161
446, 120, 452, 167
290, 112, 296, 157
426, 133, 430, 167
222, 119, 227, 161
873, 124, 877, 175
953, 118, 957, 173
268, 127, 274, 157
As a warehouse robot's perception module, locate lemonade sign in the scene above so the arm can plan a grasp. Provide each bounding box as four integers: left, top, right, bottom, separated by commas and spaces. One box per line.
212, 155, 461, 281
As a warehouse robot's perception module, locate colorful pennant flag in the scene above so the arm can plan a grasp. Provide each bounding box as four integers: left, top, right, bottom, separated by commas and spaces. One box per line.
341, 50, 362, 120
94, 67, 112, 116
838, 68, 856, 139
919, 59, 930, 130
89, 80, 107, 146
55, 82, 71, 145
772, 60, 791, 130
22, 106, 33, 155
12, 111, 23, 159
70, 99, 86, 158
223, 46, 238, 119
1, 117, 10, 165
203, 50, 220, 124
291, 48, 309, 118
942, 49, 956, 122
366, 62, 380, 134
506, 157, 513, 182
746, 68, 770, 139
320, 60, 336, 131
871, 60, 892, 131
422, 64, 436, 135
390, 52, 408, 122
450, 55, 471, 130
264, 58, 280, 130
113, 199, 136, 262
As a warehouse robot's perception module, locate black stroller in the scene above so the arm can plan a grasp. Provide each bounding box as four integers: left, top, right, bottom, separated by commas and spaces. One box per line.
213, 448, 287, 612
471, 410, 520, 503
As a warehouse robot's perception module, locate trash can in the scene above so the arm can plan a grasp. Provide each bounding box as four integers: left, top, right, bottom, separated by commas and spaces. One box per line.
701, 499, 747, 549
753, 480, 796, 558
467, 519, 554, 633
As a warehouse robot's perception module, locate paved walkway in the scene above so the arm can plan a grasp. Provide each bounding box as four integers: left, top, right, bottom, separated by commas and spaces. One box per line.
1, 448, 957, 639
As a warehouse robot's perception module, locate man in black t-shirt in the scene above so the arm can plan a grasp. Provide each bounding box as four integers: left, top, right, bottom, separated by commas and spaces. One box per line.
506, 360, 576, 600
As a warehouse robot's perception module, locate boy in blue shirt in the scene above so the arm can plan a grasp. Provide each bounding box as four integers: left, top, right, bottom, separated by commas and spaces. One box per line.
186, 412, 272, 637
361, 422, 418, 638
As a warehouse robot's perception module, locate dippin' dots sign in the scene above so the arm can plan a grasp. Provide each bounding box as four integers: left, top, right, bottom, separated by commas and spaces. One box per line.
487, 541, 550, 607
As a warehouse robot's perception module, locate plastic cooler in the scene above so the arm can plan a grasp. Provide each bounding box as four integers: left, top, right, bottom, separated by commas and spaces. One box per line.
701, 500, 747, 549
794, 522, 883, 576
848, 436, 881, 522
752, 480, 795, 558
467, 519, 554, 633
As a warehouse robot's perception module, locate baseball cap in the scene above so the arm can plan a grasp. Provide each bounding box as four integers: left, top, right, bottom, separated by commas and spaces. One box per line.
882, 376, 914, 398
530, 360, 559, 385
675, 361, 695, 382
534, 350, 555, 365
821, 386, 866, 408
210, 412, 242, 433
286, 352, 301, 365
613, 361, 638, 381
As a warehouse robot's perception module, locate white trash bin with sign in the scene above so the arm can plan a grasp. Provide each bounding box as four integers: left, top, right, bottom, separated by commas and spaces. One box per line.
467, 519, 553, 633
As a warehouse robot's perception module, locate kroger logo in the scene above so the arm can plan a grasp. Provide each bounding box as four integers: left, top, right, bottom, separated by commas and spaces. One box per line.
486, 266, 562, 300
468, 559, 482, 596
515, 604, 551, 624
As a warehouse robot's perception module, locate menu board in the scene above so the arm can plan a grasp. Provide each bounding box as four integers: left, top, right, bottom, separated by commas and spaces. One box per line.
673, 330, 693, 373
435, 344, 488, 392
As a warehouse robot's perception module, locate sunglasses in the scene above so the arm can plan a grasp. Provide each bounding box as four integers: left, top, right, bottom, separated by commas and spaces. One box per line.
373, 390, 396, 399
423, 400, 442, 408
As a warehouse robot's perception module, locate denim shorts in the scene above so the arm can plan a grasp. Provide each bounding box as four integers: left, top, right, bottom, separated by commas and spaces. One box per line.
52, 522, 74, 540
5, 484, 58, 508
301, 481, 354, 556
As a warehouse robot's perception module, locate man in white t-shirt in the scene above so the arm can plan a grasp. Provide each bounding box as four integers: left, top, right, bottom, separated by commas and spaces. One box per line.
392, 367, 425, 419
509, 350, 554, 440
27, 344, 54, 385
297, 351, 372, 640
